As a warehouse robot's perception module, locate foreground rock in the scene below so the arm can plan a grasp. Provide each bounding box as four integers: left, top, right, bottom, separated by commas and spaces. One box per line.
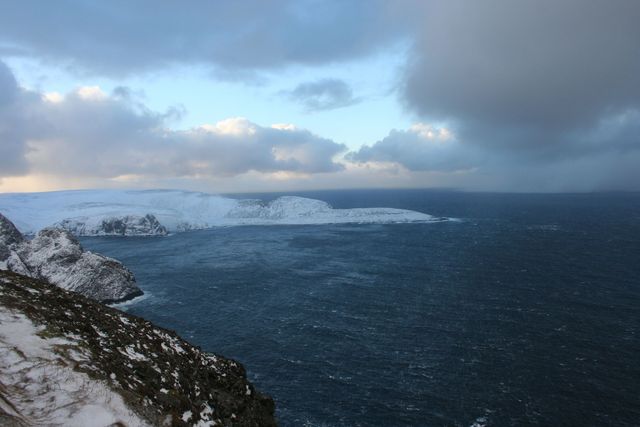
0, 213, 142, 303
0, 270, 277, 426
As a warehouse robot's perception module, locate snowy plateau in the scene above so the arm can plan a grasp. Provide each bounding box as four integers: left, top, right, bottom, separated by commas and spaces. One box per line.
0, 189, 445, 236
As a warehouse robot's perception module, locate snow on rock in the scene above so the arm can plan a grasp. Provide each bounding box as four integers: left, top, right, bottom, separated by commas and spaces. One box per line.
0, 270, 277, 426
0, 306, 150, 427
0, 214, 24, 273
0, 213, 142, 303
0, 189, 446, 235
56, 213, 168, 236
0, 213, 24, 246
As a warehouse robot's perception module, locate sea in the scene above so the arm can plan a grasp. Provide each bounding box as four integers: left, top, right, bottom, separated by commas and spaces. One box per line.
79, 189, 640, 427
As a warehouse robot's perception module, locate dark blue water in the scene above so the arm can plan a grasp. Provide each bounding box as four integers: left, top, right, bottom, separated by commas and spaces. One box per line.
81, 190, 640, 426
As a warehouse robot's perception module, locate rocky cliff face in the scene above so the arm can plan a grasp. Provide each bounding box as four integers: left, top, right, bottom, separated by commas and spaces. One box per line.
0, 213, 143, 303
0, 270, 277, 426
0, 213, 24, 246
56, 214, 168, 236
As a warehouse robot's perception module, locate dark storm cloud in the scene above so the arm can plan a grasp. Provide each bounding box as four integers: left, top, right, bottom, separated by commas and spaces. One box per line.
403, 0, 640, 141
284, 79, 360, 112
0, 61, 32, 175
0, 0, 404, 77
0, 61, 345, 180
411, 1, 640, 125
357, 0, 640, 190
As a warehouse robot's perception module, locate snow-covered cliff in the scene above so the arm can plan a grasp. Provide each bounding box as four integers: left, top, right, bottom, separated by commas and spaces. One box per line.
0, 189, 445, 235
0, 213, 142, 303
56, 213, 168, 236
0, 212, 24, 246
0, 269, 276, 426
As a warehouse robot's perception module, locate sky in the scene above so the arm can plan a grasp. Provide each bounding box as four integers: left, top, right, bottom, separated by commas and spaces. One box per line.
1, 0, 639, 194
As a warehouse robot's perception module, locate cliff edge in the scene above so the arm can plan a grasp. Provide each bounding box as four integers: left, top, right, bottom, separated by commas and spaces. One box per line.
0, 270, 277, 426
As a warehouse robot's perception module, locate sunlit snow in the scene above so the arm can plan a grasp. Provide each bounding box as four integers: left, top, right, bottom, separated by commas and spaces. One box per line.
0, 189, 444, 235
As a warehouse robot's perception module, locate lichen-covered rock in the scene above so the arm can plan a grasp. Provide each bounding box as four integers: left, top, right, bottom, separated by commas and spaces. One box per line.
1, 213, 143, 303
0, 270, 277, 426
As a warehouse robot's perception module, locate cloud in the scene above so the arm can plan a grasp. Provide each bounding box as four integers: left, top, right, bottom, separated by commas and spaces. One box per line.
362, 0, 640, 190
402, 1, 640, 145
0, 61, 346, 181
0, 60, 18, 104
0, 60, 32, 175
3, 1, 640, 192
404, 1, 640, 127
4, 1, 639, 139
283, 78, 360, 111
349, 123, 473, 172
0, 0, 406, 77
348, 116, 640, 192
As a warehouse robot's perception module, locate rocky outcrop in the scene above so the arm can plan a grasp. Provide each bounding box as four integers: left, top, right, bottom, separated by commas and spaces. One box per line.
0, 213, 24, 246
1, 214, 25, 273
0, 214, 24, 271
100, 214, 168, 236
0, 270, 277, 426
57, 214, 168, 236
0, 213, 143, 303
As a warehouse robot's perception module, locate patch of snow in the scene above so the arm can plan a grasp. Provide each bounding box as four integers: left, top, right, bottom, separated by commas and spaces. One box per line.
158, 331, 187, 355
120, 344, 149, 362
0, 307, 150, 426
93, 326, 108, 338
193, 403, 216, 427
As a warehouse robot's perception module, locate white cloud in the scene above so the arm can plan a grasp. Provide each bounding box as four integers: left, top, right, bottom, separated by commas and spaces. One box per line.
409, 123, 453, 142
199, 117, 257, 136
270, 123, 297, 131
349, 123, 471, 173
76, 86, 107, 101
0, 61, 346, 184
42, 92, 63, 103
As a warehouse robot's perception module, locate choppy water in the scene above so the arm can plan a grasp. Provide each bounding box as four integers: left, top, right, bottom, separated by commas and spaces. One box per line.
81, 190, 640, 426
